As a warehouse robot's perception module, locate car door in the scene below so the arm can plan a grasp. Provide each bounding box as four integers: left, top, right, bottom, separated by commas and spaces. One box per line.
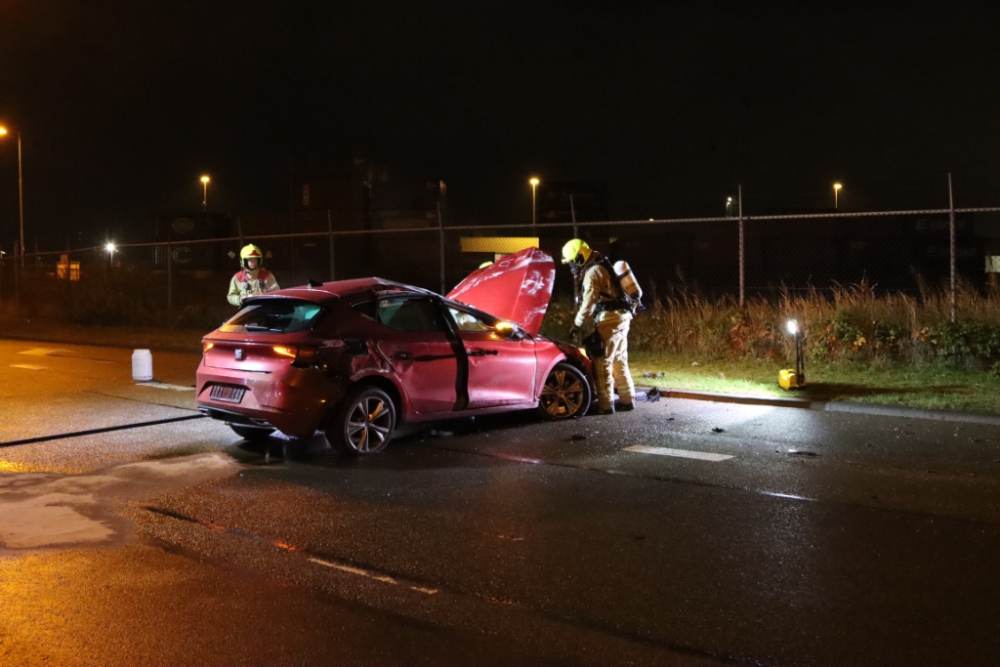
445, 305, 536, 409
374, 296, 461, 414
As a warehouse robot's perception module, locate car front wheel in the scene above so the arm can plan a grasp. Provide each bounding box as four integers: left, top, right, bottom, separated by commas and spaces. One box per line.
328, 386, 396, 455
538, 362, 591, 420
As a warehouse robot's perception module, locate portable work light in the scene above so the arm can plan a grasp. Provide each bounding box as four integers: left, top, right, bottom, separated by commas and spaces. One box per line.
779, 319, 806, 390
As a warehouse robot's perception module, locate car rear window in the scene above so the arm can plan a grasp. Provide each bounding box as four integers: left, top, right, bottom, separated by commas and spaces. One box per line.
221, 299, 325, 334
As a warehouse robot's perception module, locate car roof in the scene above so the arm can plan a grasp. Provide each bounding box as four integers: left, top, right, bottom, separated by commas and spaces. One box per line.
251, 277, 431, 304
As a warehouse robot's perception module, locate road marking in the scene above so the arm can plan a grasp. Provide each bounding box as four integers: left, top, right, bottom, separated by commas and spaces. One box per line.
308, 557, 438, 594
18, 348, 72, 357
136, 382, 195, 391
9, 364, 46, 371
625, 445, 734, 462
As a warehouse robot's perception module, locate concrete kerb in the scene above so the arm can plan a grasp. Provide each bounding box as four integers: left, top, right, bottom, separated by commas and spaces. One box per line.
637, 386, 1000, 427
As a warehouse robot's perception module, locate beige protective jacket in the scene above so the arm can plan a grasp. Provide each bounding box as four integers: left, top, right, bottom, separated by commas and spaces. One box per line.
227, 268, 280, 306
573, 256, 620, 328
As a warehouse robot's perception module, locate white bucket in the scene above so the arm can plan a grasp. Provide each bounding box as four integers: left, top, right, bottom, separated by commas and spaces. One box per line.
132, 349, 153, 382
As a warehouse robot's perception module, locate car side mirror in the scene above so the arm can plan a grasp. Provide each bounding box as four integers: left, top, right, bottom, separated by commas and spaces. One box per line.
494, 321, 520, 339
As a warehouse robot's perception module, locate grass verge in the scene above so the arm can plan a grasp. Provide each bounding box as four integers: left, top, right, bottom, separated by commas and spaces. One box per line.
629, 351, 1000, 415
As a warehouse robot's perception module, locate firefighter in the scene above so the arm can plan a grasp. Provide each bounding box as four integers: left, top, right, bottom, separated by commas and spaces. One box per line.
227, 244, 280, 306
562, 238, 636, 414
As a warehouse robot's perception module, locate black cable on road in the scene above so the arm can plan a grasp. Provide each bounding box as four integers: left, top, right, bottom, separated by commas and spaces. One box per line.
0, 414, 205, 448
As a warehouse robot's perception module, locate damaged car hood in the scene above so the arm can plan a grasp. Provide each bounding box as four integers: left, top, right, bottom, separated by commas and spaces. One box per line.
446, 247, 555, 335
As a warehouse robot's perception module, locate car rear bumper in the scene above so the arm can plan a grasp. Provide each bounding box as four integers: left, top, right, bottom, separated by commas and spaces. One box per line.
196, 362, 343, 439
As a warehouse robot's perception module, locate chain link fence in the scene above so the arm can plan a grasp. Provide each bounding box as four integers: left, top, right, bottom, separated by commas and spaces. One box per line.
3, 197, 1000, 329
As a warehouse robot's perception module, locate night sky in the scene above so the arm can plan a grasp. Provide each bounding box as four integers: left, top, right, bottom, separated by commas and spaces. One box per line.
0, 0, 998, 250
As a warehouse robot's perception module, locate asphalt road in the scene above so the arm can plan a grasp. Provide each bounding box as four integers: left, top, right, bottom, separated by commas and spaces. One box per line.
2, 338, 1000, 666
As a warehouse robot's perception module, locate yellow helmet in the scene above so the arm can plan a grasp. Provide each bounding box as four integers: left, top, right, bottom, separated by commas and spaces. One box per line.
561, 238, 592, 267
239, 244, 264, 268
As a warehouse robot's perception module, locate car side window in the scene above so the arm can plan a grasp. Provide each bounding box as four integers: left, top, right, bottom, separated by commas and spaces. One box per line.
378, 298, 446, 333
446, 306, 493, 333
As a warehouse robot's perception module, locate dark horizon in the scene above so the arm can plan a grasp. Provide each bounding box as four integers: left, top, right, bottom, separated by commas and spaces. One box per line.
1, 0, 998, 250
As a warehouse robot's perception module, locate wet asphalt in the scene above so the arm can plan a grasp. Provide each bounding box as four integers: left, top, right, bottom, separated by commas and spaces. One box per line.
2, 337, 1000, 666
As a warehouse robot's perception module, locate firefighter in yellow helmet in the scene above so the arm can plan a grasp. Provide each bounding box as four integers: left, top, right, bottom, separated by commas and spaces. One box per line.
227, 244, 280, 306
562, 238, 636, 415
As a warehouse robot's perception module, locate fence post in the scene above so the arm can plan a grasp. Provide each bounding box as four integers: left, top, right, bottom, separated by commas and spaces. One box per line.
948, 173, 956, 323
738, 184, 745, 307
166, 240, 173, 316
327, 209, 335, 281
438, 201, 446, 294
13, 241, 19, 305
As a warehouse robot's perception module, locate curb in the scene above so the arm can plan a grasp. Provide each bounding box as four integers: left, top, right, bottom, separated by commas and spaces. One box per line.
638, 387, 1000, 426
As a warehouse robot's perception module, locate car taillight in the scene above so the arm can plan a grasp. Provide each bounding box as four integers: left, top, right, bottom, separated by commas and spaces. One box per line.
273, 345, 320, 364
202, 342, 214, 353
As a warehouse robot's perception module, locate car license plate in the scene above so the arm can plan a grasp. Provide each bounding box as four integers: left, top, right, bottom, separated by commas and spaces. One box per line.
209, 384, 246, 403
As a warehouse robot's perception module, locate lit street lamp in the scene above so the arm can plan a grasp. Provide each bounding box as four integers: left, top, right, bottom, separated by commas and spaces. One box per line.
726, 196, 733, 217
529, 177, 540, 228
105, 242, 116, 269
0, 126, 25, 265
833, 182, 843, 211
201, 175, 211, 211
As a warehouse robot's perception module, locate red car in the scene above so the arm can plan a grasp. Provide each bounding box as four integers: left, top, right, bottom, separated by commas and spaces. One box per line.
196, 248, 592, 454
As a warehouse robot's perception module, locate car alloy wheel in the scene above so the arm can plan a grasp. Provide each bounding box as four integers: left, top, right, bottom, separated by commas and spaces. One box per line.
538, 362, 591, 419
331, 386, 396, 455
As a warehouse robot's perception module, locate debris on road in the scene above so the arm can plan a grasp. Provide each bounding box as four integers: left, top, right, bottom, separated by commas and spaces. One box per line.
570, 434, 586, 441
646, 387, 661, 402
788, 449, 819, 457
711, 427, 724, 433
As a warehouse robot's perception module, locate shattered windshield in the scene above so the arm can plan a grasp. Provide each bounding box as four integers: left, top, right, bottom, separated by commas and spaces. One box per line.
221, 299, 325, 334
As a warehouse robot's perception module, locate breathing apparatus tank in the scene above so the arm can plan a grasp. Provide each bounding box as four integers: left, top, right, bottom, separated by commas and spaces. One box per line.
613, 260, 642, 303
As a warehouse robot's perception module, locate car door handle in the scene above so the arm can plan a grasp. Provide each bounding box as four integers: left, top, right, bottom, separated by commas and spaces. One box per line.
390, 351, 411, 360
467, 348, 498, 357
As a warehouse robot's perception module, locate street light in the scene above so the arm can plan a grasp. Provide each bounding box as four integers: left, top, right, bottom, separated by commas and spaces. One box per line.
833, 182, 842, 211
200, 175, 211, 211
529, 177, 540, 228
726, 196, 733, 217
105, 242, 116, 269
0, 126, 25, 265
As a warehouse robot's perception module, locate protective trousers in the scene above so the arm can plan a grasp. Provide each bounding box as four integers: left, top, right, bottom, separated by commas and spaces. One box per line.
594, 310, 634, 411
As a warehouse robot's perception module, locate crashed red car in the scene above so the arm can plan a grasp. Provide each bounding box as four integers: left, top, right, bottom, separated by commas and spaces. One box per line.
196, 248, 592, 454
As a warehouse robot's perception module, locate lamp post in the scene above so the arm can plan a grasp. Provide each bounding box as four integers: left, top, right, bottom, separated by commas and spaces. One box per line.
0, 126, 25, 265
833, 182, 842, 211
529, 177, 539, 229
201, 175, 211, 211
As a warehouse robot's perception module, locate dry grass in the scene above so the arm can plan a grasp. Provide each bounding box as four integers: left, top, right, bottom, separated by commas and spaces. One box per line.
543, 280, 1000, 370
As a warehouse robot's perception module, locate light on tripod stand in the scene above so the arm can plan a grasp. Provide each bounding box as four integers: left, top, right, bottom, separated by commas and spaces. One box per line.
779, 319, 806, 390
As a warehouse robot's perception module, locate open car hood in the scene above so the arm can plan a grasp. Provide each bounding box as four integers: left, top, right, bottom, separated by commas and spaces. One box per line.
446, 247, 555, 335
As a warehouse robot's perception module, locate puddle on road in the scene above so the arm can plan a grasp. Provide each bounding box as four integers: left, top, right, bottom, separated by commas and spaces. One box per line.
0, 453, 240, 549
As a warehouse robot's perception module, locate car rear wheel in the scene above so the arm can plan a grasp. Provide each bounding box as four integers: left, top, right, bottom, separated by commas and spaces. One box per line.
328, 386, 396, 455
229, 424, 275, 442
538, 362, 590, 420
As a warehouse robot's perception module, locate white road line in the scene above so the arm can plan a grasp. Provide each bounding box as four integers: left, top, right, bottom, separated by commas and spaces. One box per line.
135, 382, 195, 391
18, 348, 72, 357
307, 556, 438, 594
625, 445, 734, 462
9, 364, 46, 371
